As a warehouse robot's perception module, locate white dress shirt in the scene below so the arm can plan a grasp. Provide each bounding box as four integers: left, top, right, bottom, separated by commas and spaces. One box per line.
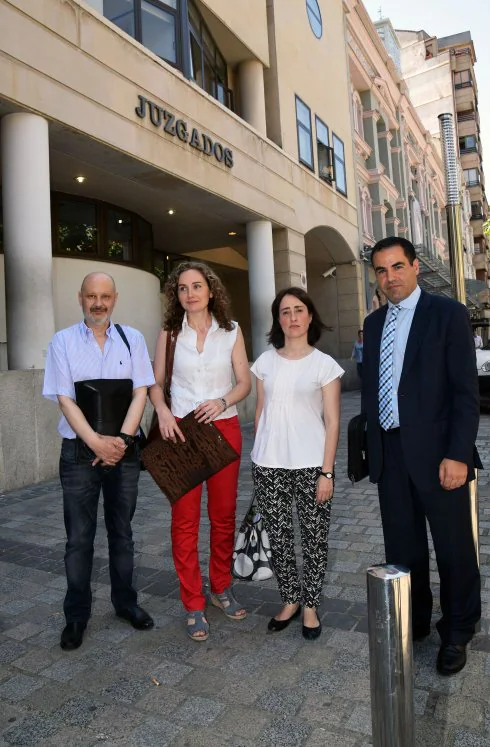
381, 284, 421, 427
170, 314, 239, 420
43, 321, 155, 438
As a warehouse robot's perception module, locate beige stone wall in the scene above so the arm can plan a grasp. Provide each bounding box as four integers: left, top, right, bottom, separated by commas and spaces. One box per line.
269, 0, 357, 205
0, 0, 357, 242
199, 0, 269, 66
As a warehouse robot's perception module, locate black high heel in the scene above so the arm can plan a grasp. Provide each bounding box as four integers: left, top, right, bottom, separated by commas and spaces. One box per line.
267, 605, 301, 632
302, 621, 322, 640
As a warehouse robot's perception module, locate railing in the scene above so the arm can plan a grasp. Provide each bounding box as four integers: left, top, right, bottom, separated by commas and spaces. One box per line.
458, 112, 476, 122
455, 80, 473, 89
466, 180, 481, 188
460, 147, 478, 155
471, 213, 484, 221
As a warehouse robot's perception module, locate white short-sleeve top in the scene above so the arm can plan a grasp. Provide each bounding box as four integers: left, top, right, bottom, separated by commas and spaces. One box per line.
250, 348, 344, 469
170, 313, 238, 420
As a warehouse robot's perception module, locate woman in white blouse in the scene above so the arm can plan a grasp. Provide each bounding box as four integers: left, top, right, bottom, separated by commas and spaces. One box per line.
251, 287, 343, 640
149, 262, 251, 642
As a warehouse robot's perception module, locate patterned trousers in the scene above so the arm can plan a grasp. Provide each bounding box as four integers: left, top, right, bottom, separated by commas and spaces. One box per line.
252, 464, 331, 608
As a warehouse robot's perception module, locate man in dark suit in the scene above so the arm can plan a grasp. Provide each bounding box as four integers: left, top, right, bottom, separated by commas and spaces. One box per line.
362, 236, 481, 675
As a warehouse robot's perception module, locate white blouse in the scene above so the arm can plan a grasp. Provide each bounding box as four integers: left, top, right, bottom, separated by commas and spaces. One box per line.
251, 348, 344, 469
170, 314, 238, 420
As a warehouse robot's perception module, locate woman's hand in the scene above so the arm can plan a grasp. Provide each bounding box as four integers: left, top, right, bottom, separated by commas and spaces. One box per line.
316, 474, 334, 504
195, 399, 226, 424
157, 406, 185, 443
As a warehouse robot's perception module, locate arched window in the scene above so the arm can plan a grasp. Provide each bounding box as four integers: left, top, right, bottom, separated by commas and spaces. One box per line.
352, 92, 364, 138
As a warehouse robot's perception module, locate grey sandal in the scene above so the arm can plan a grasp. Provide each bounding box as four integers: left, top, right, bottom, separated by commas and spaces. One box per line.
210, 587, 247, 620
187, 610, 209, 641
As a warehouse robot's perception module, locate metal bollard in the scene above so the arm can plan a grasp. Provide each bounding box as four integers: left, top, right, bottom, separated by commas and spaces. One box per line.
367, 564, 414, 747
469, 470, 479, 567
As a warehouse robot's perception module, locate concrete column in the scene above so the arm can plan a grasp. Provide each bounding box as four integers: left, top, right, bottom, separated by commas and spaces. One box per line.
246, 220, 276, 358
336, 262, 366, 357
273, 228, 306, 290
1, 113, 55, 370
238, 60, 267, 135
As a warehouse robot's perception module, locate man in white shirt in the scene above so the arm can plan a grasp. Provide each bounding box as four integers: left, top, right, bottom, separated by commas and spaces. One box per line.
474, 331, 483, 349
43, 272, 155, 651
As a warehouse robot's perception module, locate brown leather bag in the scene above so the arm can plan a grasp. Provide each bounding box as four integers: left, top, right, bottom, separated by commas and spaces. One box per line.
141, 412, 240, 504
147, 330, 177, 443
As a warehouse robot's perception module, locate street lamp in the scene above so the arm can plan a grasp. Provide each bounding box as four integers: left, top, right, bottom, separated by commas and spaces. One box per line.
438, 113, 466, 304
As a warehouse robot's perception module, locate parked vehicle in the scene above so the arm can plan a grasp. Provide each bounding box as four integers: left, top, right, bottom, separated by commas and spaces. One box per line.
476, 348, 490, 409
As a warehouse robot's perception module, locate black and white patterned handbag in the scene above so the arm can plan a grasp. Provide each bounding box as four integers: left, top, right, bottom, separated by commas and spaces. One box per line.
232, 503, 274, 581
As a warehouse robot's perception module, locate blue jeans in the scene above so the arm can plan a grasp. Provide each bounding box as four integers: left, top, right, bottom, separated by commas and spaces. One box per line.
59, 439, 140, 623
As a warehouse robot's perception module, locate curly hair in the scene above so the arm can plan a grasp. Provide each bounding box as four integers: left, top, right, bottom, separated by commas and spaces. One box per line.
163, 261, 234, 332
268, 287, 329, 348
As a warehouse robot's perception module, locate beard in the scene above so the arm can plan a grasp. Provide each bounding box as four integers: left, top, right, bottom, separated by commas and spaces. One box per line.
85, 309, 109, 326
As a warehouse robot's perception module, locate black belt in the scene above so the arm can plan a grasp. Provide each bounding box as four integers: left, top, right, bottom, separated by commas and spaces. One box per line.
382, 426, 400, 435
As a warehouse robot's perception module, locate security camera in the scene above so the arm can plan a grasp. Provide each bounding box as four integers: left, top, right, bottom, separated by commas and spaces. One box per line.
322, 266, 337, 279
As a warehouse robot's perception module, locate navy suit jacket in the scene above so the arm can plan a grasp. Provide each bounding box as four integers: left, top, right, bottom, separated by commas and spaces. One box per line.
361, 290, 482, 492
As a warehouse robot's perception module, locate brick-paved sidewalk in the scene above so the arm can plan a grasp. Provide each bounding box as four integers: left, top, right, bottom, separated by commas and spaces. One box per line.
1, 391, 490, 746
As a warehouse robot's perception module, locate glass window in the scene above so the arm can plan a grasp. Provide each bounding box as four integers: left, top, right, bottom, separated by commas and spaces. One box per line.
137, 217, 154, 271
315, 117, 333, 183
141, 1, 177, 64
333, 134, 347, 196
190, 33, 203, 86
103, 0, 135, 37
57, 199, 97, 254
187, 0, 232, 110
306, 0, 322, 38
455, 69, 471, 87
464, 168, 479, 185
107, 209, 133, 261
296, 97, 313, 169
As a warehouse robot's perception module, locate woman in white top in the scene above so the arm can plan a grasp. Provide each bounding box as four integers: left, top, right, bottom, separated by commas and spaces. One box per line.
251, 287, 343, 640
149, 262, 251, 642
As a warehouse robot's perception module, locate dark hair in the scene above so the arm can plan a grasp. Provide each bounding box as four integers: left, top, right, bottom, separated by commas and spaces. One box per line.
371, 236, 417, 266
163, 261, 233, 332
267, 287, 328, 349
358, 329, 363, 335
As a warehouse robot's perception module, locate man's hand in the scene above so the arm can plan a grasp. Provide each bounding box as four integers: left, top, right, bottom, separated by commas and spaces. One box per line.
439, 458, 468, 490
91, 435, 126, 467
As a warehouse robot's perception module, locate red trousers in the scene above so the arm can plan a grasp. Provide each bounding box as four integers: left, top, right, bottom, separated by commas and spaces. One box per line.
171, 416, 242, 611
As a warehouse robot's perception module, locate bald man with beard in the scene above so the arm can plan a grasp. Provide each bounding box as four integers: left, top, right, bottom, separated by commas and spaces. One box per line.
43, 273, 156, 651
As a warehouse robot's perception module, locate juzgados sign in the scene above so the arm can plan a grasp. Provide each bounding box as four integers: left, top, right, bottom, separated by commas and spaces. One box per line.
135, 95, 234, 169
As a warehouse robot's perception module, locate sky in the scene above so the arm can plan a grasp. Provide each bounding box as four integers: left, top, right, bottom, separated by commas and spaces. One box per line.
362, 0, 490, 165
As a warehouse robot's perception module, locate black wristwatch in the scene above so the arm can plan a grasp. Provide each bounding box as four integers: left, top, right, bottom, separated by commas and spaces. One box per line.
119, 432, 135, 447
320, 470, 335, 480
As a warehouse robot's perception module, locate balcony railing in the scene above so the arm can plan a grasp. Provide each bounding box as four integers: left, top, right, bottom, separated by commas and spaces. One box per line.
455, 80, 473, 89
466, 180, 481, 187
458, 112, 476, 122
461, 147, 478, 155
471, 213, 484, 221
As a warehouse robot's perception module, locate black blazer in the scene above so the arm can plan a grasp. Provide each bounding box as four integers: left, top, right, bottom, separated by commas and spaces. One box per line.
361, 290, 482, 491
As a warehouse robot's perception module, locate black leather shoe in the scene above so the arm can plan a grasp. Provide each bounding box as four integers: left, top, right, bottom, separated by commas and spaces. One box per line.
302, 621, 322, 641
268, 605, 301, 632
60, 622, 86, 651
436, 643, 467, 676
116, 605, 154, 630
413, 625, 431, 642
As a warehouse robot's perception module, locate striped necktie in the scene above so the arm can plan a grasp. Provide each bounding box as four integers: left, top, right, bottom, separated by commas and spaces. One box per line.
379, 305, 401, 430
